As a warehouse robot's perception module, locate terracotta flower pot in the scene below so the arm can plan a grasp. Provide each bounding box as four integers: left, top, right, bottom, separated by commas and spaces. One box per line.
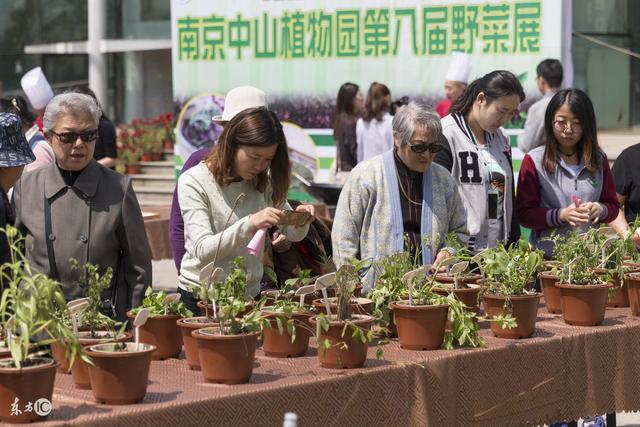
49, 340, 71, 373
625, 272, 640, 316
192, 328, 260, 384
70, 331, 133, 389
0, 357, 58, 423
390, 301, 449, 350
483, 293, 540, 339
557, 283, 611, 326
312, 297, 373, 316
433, 287, 481, 315
85, 342, 156, 405
309, 315, 374, 369
125, 164, 141, 175
163, 139, 174, 150
176, 317, 218, 370
594, 269, 629, 308
127, 312, 183, 360
538, 271, 562, 314
262, 311, 312, 358
140, 153, 154, 162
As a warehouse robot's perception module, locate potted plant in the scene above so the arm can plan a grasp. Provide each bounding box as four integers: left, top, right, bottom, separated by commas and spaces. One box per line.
49, 261, 133, 389
85, 309, 156, 405
310, 261, 377, 369
117, 125, 141, 175
369, 253, 414, 337
261, 297, 315, 358
191, 257, 264, 384
551, 230, 612, 326
0, 227, 83, 423
476, 241, 544, 339
259, 270, 317, 358
128, 288, 192, 360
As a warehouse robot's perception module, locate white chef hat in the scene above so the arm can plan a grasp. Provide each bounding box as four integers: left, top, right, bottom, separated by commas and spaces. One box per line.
445, 52, 473, 84
20, 67, 54, 110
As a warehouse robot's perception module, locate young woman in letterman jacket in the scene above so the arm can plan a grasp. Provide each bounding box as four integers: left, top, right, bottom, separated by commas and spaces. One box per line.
435, 70, 524, 253
517, 89, 619, 258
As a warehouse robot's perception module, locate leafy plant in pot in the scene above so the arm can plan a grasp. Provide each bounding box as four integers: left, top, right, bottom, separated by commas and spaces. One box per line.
623, 218, 640, 315
261, 283, 317, 358
550, 230, 612, 326
391, 262, 485, 350
310, 260, 377, 369
177, 262, 227, 371
128, 288, 192, 360
50, 261, 133, 389
84, 309, 156, 405
589, 226, 632, 308
0, 227, 83, 423
311, 259, 374, 317
369, 252, 415, 337
476, 241, 544, 339
191, 257, 265, 384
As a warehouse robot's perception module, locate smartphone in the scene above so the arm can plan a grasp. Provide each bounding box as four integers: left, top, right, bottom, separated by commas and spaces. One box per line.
487, 191, 499, 220
278, 210, 312, 226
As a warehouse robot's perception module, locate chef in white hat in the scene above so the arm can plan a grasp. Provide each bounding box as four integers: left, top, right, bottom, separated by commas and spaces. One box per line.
436, 52, 472, 118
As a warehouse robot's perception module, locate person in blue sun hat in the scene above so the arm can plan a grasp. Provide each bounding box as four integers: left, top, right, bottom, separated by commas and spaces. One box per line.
0, 112, 35, 288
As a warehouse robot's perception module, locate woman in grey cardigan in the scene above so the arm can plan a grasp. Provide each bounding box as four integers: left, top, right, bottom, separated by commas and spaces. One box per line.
13, 93, 151, 321
332, 102, 469, 291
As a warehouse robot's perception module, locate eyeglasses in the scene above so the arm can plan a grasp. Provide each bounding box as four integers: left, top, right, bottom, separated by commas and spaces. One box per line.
49, 129, 98, 144
406, 140, 443, 154
553, 120, 582, 133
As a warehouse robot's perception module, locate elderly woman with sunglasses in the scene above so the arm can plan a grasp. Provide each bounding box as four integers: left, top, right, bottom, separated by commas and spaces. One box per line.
12, 93, 151, 320
332, 102, 468, 291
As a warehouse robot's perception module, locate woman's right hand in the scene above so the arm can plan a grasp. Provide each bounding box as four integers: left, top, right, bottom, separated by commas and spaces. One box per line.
249, 207, 283, 231
559, 204, 590, 227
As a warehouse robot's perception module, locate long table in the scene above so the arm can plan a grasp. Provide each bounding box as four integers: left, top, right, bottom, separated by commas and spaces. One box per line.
38, 303, 640, 426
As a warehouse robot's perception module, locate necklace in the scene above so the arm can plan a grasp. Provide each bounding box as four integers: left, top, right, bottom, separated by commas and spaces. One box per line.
395, 168, 422, 206
558, 148, 578, 157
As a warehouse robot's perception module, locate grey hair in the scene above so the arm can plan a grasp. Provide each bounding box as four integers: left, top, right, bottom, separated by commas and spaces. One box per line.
42, 93, 102, 131
392, 102, 442, 146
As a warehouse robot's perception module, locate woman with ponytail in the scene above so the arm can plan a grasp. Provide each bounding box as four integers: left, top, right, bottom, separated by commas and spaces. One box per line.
435, 70, 524, 253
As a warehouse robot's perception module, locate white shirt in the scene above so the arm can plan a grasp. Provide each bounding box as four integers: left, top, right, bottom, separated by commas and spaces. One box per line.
356, 113, 394, 162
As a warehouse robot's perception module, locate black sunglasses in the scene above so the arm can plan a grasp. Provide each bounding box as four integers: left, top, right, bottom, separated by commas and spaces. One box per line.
49, 129, 98, 144
406, 140, 443, 154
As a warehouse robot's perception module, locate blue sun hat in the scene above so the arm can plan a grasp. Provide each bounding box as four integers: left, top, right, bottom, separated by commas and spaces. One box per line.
0, 112, 35, 168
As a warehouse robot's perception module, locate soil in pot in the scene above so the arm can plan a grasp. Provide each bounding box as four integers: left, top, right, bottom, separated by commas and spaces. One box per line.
594, 269, 629, 308
127, 312, 183, 360
192, 328, 260, 384
71, 331, 133, 390
557, 283, 610, 326
85, 342, 156, 405
309, 315, 374, 369
390, 301, 449, 350
0, 357, 58, 423
626, 272, 640, 316
262, 311, 313, 358
538, 271, 561, 314
483, 293, 540, 339
177, 317, 218, 370
312, 297, 373, 316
